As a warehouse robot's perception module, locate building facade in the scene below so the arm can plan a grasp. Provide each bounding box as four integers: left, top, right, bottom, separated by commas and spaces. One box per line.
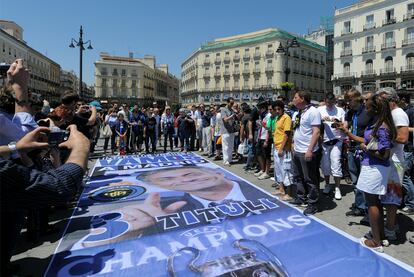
94, 53, 179, 106
333, 0, 414, 95
0, 20, 61, 102
304, 27, 334, 93
181, 28, 327, 105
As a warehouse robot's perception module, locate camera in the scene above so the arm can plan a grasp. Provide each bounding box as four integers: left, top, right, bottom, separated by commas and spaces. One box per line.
47, 129, 70, 145
331, 119, 340, 128
0, 63, 10, 76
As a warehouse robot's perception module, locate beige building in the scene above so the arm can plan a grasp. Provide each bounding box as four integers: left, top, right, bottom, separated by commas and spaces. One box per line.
333, 0, 414, 95
181, 28, 327, 105
94, 52, 179, 106
0, 20, 61, 102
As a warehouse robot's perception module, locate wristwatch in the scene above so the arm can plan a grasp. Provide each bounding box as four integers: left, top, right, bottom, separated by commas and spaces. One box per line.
8, 141, 18, 155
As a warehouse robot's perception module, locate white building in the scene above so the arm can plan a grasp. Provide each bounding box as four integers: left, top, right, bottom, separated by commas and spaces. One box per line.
94, 52, 179, 106
181, 28, 327, 105
333, 0, 414, 95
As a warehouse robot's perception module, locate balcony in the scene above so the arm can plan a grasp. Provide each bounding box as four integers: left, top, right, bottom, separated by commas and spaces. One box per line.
400, 65, 414, 74
242, 69, 250, 75
233, 69, 240, 76
333, 72, 356, 79
243, 85, 250, 90
253, 52, 261, 60
340, 49, 353, 57
203, 72, 211, 78
341, 28, 353, 36
403, 12, 414, 21
382, 17, 396, 26
381, 42, 396, 50
265, 50, 274, 58
363, 22, 376, 30
253, 84, 261, 89
203, 59, 210, 65
223, 56, 231, 63
402, 38, 414, 47
214, 72, 221, 78
380, 67, 396, 76
223, 70, 230, 77
233, 55, 240, 62
233, 85, 240, 91
265, 66, 274, 72
362, 45, 376, 54
360, 69, 376, 78
214, 58, 221, 64
243, 53, 251, 60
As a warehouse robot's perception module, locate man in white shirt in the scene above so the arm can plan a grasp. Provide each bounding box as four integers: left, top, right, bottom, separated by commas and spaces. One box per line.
291, 91, 321, 216
318, 93, 346, 200
221, 98, 236, 166
377, 88, 409, 240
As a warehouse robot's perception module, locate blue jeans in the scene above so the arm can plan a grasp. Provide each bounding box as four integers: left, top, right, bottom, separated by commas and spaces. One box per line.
347, 150, 367, 211
402, 151, 414, 209
246, 141, 256, 169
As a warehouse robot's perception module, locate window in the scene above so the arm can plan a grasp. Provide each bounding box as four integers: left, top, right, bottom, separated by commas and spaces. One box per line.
366, 36, 374, 48
113, 79, 118, 87
215, 80, 220, 89
407, 53, 414, 68
102, 78, 107, 87
366, 14, 374, 24
216, 53, 220, 57
205, 80, 210, 89
344, 21, 351, 33
343, 40, 351, 50
385, 56, 393, 71
131, 69, 137, 76
131, 80, 137, 88
343, 62, 350, 74
244, 62, 249, 69
268, 44, 273, 49
255, 61, 260, 70
113, 69, 118, 76
245, 48, 249, 53
407, 27, 414, 42
206, 54, 209, 58
234, 64, 239, 69
121, 69, 126, 76
365, 59, 373, 73
386, 9, 394, 21
384, 32, 394, 46
235, 50, 239, 54
243, 78, 249, 88
267, 76, 272, 85
205, 66, 210, 73
234, 78, 239, 87
254, 77, 260, 88
224, 79, 229, 89
409, 3, 414, 13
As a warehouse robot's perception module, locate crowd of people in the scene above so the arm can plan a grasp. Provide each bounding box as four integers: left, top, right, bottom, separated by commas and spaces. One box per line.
1, 58, 414, 275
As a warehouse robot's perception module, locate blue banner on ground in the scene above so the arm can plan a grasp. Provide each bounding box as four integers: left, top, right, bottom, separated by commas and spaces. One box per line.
45, 153, 414, 276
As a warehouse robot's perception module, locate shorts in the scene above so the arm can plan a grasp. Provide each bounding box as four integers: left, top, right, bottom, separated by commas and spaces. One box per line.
381, 160, 404, 205
256, 139, 272, 159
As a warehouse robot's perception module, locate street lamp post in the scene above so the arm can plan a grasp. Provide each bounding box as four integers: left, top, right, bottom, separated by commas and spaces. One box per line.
276, 37, 300, 83
69, 25, 93, 99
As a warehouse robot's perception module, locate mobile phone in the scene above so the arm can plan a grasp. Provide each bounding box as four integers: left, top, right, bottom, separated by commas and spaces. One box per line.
47, 130, 70, 145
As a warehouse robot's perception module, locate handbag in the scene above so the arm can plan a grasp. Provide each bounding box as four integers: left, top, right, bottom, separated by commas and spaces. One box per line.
102, 124, 113, 138
366, 136, 378, 151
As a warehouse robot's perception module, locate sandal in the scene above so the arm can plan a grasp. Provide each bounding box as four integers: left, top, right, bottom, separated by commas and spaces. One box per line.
281, 195, 293, 201
360, 237, 384, 253
271, 191, 284, 196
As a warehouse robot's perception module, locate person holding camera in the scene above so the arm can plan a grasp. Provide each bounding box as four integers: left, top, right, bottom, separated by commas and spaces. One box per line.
318, 92, 346, 200
0, 124, 90, 275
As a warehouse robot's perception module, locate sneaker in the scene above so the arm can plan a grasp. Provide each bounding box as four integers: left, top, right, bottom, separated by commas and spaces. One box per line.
270, 177, 275, 181
360, 237, 384, 253
258, 173, 270, 180
334, 187, 342, 200
402, 207, 414, 215
360, 215, 370, 226
323, 184, 332, 194
289, 197, 307, 207
384, 227, 397, 241
223, 161, 231, 167
345, 208, 365, 217
303, 204, 318, 216
254, 170, 264, 177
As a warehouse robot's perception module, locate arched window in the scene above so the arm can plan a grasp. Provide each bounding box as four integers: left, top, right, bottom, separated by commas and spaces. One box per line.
385, 56, 393, 71
343, 62, 350, 76
365, 59, 373, 73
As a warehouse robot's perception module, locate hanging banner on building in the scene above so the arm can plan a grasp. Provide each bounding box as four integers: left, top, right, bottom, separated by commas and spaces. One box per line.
45, 153, 414, 277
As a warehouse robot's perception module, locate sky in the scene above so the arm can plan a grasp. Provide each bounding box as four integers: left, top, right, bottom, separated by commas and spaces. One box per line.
0, 0, 356, 86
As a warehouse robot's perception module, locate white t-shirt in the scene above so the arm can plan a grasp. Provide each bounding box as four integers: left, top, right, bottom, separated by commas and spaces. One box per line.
258, 113, 271, 140
391, 107, 409, 162
293, 106, 321, 153
317, 105, 346, 142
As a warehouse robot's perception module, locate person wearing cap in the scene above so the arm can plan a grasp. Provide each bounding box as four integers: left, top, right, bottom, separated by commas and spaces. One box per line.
377, 88, 409, 242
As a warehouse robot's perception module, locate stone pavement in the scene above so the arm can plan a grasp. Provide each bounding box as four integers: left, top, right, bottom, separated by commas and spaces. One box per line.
10, 141, 414, 276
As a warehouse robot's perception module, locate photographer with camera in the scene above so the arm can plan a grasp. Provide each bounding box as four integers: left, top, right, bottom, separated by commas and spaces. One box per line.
317, 93, 346, 200
0, 124, 90, 276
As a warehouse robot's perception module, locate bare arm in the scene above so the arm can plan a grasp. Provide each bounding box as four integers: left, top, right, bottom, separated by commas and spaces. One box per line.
395, 126, 409, 144
86, 106, 97, 126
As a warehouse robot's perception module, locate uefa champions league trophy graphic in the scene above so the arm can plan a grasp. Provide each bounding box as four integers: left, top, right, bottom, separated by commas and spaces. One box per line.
167, 239, 290, 277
